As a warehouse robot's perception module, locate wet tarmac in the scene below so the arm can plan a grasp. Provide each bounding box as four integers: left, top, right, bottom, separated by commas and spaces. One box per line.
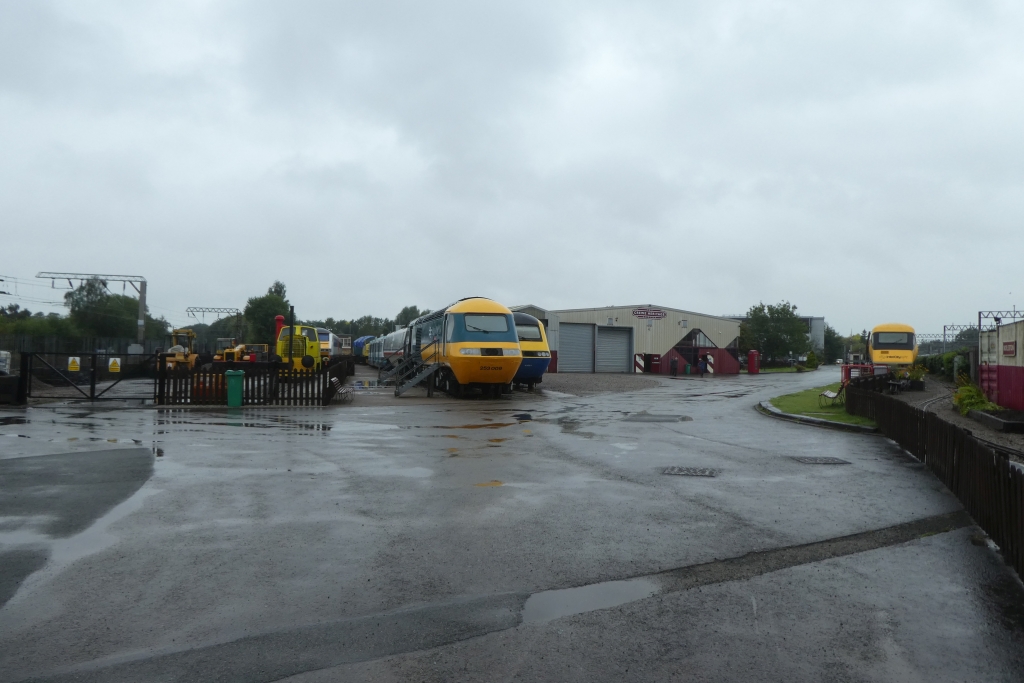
1, 367, 1022, 682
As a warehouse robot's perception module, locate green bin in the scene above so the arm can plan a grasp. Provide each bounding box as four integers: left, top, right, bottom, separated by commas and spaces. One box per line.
225, 370, 244, 407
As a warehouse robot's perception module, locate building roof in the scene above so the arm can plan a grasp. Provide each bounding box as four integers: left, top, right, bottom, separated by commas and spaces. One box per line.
549, 304, 739, 323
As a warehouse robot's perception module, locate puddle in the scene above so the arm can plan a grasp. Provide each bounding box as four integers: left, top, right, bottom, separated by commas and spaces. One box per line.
522, 577, 661, 624
474, 480, 503, 487
351, 381, 380, 389
512, 413, 533, 421
436, 423, 516, 430
624, 412, 692, 423
0, 417, 28, 426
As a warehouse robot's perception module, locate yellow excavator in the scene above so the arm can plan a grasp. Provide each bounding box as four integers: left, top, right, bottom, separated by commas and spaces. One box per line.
164, 329, 200, 371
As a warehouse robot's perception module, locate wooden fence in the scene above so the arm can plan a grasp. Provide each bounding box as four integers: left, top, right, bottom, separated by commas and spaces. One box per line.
847, 377, 1023, 581
157, 358, 347, 406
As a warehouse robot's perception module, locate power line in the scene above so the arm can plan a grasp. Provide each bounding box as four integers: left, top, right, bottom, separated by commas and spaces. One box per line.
37, 272, 148, 344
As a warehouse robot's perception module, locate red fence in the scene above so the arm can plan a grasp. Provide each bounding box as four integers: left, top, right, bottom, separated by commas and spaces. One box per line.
846, 377, 1023, 581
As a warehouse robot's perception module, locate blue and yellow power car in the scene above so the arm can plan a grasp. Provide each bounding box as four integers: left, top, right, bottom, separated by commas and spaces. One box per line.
512, 312, 550, 390
406, 297, 522, 397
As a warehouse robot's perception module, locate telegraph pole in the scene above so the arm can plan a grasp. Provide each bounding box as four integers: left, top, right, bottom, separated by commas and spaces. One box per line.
36, 272, 148, 345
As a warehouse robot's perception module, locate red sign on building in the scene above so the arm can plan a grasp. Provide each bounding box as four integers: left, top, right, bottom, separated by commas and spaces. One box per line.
1004, 341, 1017, 357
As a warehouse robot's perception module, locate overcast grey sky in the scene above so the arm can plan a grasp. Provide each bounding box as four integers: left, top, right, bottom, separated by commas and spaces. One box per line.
2, 0, 1021, 334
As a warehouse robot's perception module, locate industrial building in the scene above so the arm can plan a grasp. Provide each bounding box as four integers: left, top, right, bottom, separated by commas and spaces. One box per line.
512, 305, 741, 375
980, 320, 1024, 411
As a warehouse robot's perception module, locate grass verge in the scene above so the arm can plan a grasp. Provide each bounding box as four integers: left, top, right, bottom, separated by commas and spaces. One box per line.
769, 383, 877, 427
759, 367, 798, 373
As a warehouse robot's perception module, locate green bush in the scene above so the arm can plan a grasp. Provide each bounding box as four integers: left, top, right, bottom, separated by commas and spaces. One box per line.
918, 348, 971, 379
952, 376, 1001, 415
804, 351, 819, 369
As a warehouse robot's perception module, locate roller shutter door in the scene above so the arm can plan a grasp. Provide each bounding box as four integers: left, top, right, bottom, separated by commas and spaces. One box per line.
596, 327, 631, 373
559, 323, 594, 373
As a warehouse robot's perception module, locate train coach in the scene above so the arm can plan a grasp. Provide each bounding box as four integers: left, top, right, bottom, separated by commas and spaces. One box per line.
406, 297, 522, 397
368, 328, 408, 369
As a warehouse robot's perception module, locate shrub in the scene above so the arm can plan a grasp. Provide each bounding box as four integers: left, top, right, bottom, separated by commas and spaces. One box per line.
952, 376, 1001, 415
805, 351, 819, 369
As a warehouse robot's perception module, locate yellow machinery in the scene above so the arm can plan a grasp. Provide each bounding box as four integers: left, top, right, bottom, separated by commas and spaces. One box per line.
213, 338, 243, 362
165, 329, 199, 370
276, 325, 322, 370
868, 323, 918, 366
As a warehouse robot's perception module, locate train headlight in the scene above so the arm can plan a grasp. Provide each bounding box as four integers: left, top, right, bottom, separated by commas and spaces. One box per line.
502, 348, 520, 356
537, 351, 550, 357
459, 348, 482, 355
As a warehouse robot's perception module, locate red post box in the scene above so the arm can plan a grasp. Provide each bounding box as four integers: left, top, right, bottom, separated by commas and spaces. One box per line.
748, 350, 760, 374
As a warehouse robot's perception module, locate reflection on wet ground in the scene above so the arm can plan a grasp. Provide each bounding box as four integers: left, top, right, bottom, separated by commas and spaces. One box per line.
522, 578, 660, 623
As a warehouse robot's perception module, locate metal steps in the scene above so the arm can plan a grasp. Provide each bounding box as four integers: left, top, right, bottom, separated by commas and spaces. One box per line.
395, 362, 442, 396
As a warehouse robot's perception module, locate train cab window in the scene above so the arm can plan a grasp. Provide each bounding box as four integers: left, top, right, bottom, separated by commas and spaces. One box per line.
445, 316, 453, 342
873, 332, 914, 349
464, 314, 509, 333
516, 324, 542, 342
318, 331, 330, 342
302, 328, 318, 342
279, 328, 294, 340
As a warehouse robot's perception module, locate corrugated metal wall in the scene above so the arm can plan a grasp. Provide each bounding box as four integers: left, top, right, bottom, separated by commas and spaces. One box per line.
559, 323, 594, 372
596, 327, 631, 372
551, 306, 739, 355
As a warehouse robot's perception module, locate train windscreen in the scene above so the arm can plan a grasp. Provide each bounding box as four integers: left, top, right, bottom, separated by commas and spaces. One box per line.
873, 332, 914, 349
516, 324, 542, 342
465, 314, 509, 333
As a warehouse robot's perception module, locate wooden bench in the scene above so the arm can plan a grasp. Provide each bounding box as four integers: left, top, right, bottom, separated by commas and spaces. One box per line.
818, 381, 847, 408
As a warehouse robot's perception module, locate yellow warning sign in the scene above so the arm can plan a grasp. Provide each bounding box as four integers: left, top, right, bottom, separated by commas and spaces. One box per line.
108, 358, 121, 373
68, 357, 80, 372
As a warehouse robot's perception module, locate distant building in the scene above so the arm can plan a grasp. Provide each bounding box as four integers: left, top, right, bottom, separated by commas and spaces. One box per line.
512, 304, 741, 374
725, 314, 826, 356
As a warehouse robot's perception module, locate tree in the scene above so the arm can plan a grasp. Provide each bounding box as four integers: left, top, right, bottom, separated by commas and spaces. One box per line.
395, 306, 430, 327
739, 302, 810, 364
953, 328, 979, 346
244, 282, 291, 344
63, 278, 167, 338
823, 324, 843, 363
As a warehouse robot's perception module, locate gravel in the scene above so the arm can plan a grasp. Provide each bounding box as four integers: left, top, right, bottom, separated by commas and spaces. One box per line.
892, 375, 1024, 460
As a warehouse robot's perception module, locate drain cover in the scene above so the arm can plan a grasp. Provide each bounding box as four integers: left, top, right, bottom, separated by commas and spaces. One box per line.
791, 456, 851, 465
663, 466, 719, 477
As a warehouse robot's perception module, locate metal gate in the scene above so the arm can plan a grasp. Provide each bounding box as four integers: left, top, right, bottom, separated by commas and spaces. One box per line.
19, 352, 159, 402
596, 327, 631, 373
558, 323, 594, 373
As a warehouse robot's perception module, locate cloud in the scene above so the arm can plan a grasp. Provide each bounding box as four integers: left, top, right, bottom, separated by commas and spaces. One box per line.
1, 0, 1021, 333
